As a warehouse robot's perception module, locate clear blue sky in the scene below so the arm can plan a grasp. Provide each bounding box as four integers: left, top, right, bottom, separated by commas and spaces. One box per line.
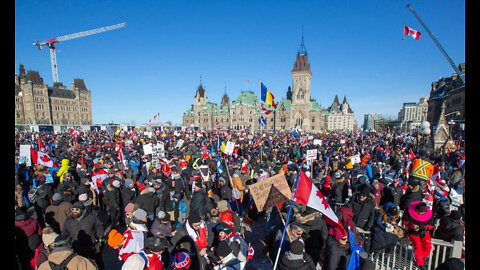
15, 0, 465, 127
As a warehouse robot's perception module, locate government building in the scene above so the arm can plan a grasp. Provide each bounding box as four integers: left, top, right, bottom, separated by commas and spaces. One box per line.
15, 65, 93, 126
183, 40, 357, 132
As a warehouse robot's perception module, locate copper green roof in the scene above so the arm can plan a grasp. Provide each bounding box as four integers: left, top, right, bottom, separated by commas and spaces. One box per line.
231, 91, 258, 108
310, 100, 323, 111
277, 99, 292, 110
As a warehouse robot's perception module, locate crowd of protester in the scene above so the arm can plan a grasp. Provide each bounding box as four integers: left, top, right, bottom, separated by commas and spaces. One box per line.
14, 127, 465, 270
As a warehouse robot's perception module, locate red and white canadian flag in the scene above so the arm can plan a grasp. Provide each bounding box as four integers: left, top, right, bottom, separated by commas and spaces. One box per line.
261, 104, 273, 115
69, 129, 79, 136
404, 25, 421, 40
300, 138, 307, 148
92, 168, 108, 190
30, 148, 58, 168
294, 171, 344, 232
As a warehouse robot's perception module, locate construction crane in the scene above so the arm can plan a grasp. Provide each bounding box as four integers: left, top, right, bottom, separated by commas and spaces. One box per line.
33, 22, 126, 84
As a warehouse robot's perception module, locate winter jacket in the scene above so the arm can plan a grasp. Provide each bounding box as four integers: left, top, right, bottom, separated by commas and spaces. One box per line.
37, 248, 97, 270
104, 184, 123, 210
330, 177, 349, 204
15, 216, 43, 253
60, 210, 104, 254
277, 252, 316, 270
56, 159, 70, 182
190, 189, 208, 217
434, 215, 464, 242
432, 196, 450, 221
381, 183, 403, 206
135, 187, 160, 216
346, 194, 376, 231
45, 201, 73, 233
323, 236, 350, 270
399, 186, 423, 211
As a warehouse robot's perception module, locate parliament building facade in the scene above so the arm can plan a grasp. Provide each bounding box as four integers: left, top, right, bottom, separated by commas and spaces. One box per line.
15, 65, 93, 126
183, 44, 357, 132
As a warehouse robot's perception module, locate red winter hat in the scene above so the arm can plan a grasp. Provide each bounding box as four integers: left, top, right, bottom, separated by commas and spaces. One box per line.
138, 183, 146, 192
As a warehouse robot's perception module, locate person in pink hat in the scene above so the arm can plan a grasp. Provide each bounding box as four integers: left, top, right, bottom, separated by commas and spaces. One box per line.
401, 201, 435, 270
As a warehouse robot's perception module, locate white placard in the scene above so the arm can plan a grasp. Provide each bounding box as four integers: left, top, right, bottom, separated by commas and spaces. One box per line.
306, 149, 317, 161
313, 139, 322, 146
143, 143, 153, 155
176, 139, 184, 148
19, 145, 32, 166
351, 154, 361, 164
224, 141, 235, 155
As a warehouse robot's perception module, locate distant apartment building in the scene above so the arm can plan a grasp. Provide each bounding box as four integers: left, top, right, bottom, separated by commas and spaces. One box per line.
363, 113, 382, 131
15, 64, 93, 126
398, 97, 429, 131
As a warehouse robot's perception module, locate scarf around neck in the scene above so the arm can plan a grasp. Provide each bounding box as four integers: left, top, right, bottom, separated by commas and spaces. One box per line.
185, 220, 208, 249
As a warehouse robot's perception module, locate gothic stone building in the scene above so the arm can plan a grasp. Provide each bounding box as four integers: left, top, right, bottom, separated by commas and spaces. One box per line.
183, 45, 357, 132
15, 65, 93, 125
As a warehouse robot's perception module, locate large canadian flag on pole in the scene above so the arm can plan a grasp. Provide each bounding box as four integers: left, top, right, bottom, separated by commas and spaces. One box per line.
294, 171, 344, 232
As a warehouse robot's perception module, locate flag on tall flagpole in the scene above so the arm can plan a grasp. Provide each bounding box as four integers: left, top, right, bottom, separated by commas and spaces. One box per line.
404, 24, 421, 40
260, 82, 276, 108
294, 171, 344, 232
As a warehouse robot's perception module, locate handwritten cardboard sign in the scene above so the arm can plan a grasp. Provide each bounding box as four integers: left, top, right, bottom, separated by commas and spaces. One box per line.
248, 174, 292, 211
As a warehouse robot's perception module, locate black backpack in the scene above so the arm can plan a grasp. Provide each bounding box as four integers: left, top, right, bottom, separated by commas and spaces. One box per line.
48, 252, 76, 270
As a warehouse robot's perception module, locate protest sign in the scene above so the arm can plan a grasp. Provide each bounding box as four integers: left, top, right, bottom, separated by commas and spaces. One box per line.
306, 149, 317, 161
143, 143, 153, 155
224, 141, 235, 155
19, 145, 32, 166
248, 174, 292, 211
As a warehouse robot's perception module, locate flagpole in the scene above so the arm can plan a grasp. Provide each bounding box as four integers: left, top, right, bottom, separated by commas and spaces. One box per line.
273, 172, 301, 270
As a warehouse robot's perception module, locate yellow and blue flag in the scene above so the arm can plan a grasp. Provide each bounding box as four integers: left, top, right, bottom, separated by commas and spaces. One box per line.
261, 82, 276, 108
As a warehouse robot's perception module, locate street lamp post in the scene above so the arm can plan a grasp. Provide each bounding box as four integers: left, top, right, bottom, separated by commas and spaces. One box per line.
417, 121, 431, 155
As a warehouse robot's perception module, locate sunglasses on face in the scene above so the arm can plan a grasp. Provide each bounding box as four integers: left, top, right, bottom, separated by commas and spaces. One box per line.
340, 237, 348, 241
71, 208, 81, 212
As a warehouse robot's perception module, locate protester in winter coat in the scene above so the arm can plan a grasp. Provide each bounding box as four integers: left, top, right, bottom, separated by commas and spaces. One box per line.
15, 207, 43, 270
190, 178, 208, 218
121, 178, 138, 208
45, 193, 73, 234
434, 210, 464, 242
329, 171, 349, 205
33, 174, 53, 228
144, 236, 169, 270
170, 212, 214, 270
60, 201, 105, 269
104, 180, 123, 228
150, 210, 175, 238
323, 227, 350, 270
401, 201, 435, 270
56, 159, 71, 183
370, 202, 402, 252
381, 179, 403, 206
399, 178, 423, 211
213, 240, 244, 270
346, 186, 376, 231
218, 177, 232, 201
296, 207, 329, 266
31, 226, 58, 269
38, 234, 97, 270
277, 239, 316, 270
431, 190, 451, 222
135, 186, 160, 224
173, 193, 188, 228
